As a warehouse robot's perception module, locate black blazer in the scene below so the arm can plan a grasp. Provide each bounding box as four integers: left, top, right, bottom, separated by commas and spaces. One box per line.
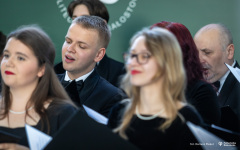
96, 54, 126, 87
57, 69, 127, 118
54, 54, 126, 87
218, 61, 240, 132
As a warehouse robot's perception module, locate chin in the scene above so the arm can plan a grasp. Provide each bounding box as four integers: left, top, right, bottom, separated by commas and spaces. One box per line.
131, 81, 146, 87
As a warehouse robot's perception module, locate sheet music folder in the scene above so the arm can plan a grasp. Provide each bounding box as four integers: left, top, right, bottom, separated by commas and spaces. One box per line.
44, 110, 139, 150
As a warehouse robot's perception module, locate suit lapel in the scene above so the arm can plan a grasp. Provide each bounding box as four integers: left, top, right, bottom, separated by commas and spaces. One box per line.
219, 62, 240, 106
79, 69, 99, 104
57, 73, 81, 106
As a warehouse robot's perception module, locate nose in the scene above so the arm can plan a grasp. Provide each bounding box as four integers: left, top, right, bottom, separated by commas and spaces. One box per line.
5, 57, 14, 67
67, 43, 76, 53
198, 52, 205, 63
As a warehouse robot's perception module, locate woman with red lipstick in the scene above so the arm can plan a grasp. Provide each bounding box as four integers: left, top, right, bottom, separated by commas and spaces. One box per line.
0, 25, 77, 149
150, 21, 221, 126
107, 27, 203, 150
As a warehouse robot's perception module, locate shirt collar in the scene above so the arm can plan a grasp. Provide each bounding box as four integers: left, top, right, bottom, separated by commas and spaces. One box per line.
64, 69, 94, 82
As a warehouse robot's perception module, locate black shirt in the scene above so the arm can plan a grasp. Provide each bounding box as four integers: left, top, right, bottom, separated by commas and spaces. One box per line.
108, 102, 203, 150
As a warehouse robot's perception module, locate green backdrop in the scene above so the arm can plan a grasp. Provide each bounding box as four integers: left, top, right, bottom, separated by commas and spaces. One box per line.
0, 0, 239, 64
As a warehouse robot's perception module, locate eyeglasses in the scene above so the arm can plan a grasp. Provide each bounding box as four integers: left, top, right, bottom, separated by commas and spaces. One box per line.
123, 52, 152, 65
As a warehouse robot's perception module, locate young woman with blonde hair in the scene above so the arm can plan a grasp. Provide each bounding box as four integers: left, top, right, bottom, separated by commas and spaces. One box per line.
108, 27, 203, 150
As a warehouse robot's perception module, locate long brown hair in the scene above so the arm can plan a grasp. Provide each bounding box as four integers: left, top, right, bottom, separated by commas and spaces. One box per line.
115, 27, 186, 139
0, 25, 76, 133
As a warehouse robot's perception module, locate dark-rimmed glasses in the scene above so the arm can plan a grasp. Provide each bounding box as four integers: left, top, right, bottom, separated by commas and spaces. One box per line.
123, 52, 152, 65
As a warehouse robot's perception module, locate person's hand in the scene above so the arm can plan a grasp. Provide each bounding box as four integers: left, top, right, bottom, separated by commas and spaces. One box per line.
0, 143, 29, 150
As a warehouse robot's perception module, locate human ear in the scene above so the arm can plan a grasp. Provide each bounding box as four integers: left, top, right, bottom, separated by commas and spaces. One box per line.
37, 64, 45, 77
226, 44, 234, 60
94, 48, 106, 62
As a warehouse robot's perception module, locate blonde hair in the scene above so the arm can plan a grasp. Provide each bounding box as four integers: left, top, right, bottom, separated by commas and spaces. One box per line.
115, 27, 187, 139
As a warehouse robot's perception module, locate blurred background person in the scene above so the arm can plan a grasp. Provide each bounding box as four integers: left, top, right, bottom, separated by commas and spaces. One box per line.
0, 25, 77, 149
151, 21, 220, 126
108, 27, 203, 150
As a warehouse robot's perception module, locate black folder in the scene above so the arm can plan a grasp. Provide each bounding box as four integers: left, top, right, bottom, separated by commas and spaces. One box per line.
44, 110, 139, 150
220, 105, 239, 132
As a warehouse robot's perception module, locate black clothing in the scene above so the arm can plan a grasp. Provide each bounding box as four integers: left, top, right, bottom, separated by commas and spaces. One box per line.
96, 55, 126, 87
54, 55, 126, 87
186, 80, 221, 125
218, 61, 240, 132
57, 69, 127, 117
0, 103, 77, 147
108, 102, 203, 150
213, 81, 220, 90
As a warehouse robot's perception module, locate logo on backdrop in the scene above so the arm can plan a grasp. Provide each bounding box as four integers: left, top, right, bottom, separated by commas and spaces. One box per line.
56, 0, 72, 23
56, 0, 137, 31
100, 0, 119, 4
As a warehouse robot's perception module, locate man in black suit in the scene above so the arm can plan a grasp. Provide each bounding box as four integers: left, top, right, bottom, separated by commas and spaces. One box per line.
54, 0, 126, 87
58, 15, 126, 118
194, 23, 240, 132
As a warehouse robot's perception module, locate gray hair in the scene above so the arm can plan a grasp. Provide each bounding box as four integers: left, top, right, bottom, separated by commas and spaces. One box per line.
197, 23, 233, 51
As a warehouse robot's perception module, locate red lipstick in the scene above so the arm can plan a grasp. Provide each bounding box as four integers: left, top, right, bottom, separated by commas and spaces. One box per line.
131, 70, 141, 75
5, 71, 15, 75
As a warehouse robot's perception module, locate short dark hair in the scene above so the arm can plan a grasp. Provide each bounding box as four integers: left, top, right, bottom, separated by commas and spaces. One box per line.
68, 0, 109, 23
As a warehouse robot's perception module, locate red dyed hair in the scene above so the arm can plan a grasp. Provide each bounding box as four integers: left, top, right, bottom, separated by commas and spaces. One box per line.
151, 21, 204, 84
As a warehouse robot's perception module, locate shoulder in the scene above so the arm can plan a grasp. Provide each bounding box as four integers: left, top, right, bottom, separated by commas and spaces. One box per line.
48, 101, 77, 117
107, 99, 130, 129
54, 62, 65, 74
188, 80, 215, 93
98, 77, 124, 94
110, 99, 130, 113
103, 55, 124, 67
99, 55, 125, 75
56, 73, 65, 81
179, 105, 203, 126
186, 80, 217, 102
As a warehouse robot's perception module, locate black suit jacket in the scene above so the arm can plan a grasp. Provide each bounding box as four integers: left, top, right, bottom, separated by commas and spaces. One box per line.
57, 69, 127, 118
219, 61, 240, 132
54, 54, 126, 87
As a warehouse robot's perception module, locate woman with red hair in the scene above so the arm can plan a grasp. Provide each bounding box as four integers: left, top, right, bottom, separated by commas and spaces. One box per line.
151, 21, 220, 126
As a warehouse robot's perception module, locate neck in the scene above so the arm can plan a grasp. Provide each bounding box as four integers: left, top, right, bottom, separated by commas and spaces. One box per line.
67, 65, 95, 80
139, 79, 164, 113
10, 84, 36, 111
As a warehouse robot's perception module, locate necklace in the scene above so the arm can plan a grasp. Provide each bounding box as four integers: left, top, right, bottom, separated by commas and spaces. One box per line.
135, 105, 164, 120
9, 106, 34, 115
